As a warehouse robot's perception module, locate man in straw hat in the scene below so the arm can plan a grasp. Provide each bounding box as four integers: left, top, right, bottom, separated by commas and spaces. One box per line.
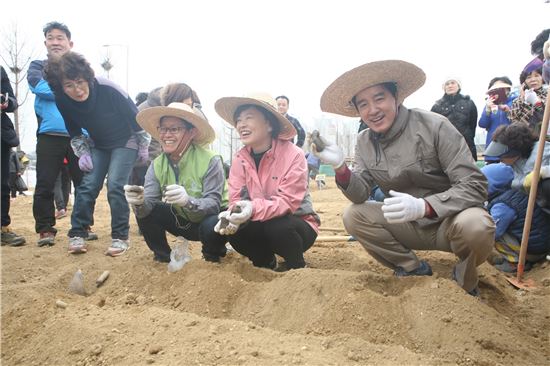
312, 60, 495, 296
213, 92, 319, 271
128, 100, 229, 263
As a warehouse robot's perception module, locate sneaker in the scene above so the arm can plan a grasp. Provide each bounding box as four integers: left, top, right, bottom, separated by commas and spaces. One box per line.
68, 236, 87, 254
55, 209, 67, 219
37, 232, 56, 247
105, 239, 129, 257
394, 260, 433, 277
86, 228, 98, 241
1, 227, 26, 247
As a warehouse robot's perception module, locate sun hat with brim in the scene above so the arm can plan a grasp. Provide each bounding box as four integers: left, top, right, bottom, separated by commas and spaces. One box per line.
320, 60, 426, 117
214, 92, 297, 141
483, 141, 520, 158
136, 102, 215, 145
487, 80, 512, 92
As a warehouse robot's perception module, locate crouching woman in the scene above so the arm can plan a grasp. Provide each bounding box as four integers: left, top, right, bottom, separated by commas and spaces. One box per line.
128, 102, 228, 263
213, 93, 319, 271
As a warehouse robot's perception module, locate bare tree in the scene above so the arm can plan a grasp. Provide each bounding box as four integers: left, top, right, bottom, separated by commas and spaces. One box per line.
1, 22, 35, 151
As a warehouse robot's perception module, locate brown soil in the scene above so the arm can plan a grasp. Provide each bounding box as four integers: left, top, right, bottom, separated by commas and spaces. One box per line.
2, 181, 549, 365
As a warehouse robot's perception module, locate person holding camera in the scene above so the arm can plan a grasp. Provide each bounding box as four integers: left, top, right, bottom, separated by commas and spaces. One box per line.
1, 66, 25, 246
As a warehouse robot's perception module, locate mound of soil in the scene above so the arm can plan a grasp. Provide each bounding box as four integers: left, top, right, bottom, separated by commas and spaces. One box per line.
2, 181, 549, 365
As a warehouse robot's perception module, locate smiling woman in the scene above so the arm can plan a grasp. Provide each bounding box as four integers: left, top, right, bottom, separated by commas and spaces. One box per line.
44, 51, 150, 256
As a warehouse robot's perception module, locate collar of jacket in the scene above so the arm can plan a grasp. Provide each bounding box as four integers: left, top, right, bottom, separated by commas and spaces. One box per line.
371, 104, 409, 144
238, 138, 279, 162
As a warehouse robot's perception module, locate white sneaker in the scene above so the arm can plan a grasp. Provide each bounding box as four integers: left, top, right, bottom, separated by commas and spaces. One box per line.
68, 237, 87, 254
105, 239, 129, 257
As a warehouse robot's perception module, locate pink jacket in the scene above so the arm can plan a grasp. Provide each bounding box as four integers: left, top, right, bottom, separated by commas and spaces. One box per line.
228, 139, 320, 232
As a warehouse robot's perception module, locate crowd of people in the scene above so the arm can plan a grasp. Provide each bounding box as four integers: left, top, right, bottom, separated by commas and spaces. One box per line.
1, 22, 549, 297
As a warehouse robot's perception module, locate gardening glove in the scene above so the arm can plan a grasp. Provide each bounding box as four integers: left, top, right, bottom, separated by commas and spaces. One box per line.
124, 185, 144, 206
382, 190, 426, 224
164, 184, 189, 207
78, 153, 93, 172
136, 145, 149, 165
214, 210, 240, 235
543, 40, 550, 59
540, 166, 550, 179
135, 130, 151, 165
227, 200, 253, 225
524, 89, 540, 105
310, 136, 345, 169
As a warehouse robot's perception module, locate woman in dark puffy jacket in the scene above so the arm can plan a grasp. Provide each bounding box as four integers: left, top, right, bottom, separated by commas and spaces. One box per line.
431, 77, 478, 161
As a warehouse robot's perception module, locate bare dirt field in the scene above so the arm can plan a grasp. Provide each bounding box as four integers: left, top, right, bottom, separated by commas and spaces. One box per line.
2, 180, 549, 365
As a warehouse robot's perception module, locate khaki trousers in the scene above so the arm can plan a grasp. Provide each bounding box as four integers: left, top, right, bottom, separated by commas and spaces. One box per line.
343, 202, 495, 292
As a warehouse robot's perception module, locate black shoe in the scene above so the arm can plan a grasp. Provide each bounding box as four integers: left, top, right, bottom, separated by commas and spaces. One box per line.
1, 230, 26, 247
153, 254, 170, 263
203, 254, 221, 263
394, 260, 432, 277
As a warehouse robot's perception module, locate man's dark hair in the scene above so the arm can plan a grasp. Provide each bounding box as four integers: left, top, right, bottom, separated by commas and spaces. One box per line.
233, 104, 281, 138
43, 21, 71, 40
531, 28, 550, 58
275, 95, 289, 104
351, 82, 397, 108
487, 76, 512, 90
44, 52, 95, 95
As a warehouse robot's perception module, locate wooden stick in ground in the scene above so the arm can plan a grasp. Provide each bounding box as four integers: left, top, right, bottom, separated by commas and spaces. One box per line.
516, 90, 550, 283
318, 227, 347, 232
315, 235, 353, 242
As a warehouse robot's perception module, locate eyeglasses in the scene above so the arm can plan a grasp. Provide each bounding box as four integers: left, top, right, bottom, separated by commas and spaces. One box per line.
62, 79, 88, 91
157, 126, 185, 135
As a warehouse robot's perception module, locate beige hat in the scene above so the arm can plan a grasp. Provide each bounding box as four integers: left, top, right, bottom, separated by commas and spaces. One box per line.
487, 80, 512, 91
136, 102, 215, 145
214, 92, 297, 140
320, 60, 426, 117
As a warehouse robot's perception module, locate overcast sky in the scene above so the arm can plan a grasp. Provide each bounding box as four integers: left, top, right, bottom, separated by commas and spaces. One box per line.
2, 0, 549, 154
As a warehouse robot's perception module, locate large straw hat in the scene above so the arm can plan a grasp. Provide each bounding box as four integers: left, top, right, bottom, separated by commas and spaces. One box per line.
214, 92, 297, 140
136, 102, 215, 144
320, 60, 426, 117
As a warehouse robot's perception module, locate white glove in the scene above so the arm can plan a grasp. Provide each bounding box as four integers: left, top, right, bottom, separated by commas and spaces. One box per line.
524, 89, 540, 105
540, 166, 550, 179
214, 211, 240, 235
227, 200, 253, 225
164, 184, 189, 206
543, 40, 550, 60
381, 190, 426, 224
310, 135, 344, 169
124, 185, 144, 206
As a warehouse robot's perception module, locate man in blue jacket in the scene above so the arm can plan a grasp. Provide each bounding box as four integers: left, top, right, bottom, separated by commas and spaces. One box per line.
28, 21, 95, 247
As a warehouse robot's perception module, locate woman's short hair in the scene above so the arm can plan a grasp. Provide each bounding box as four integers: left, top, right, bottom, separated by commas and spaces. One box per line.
233, 105, 281, 138
44, 52, 95, 95
488, 76, 512, 90
492, 123, 537, 158
161, 83, 201, 106
519, 68, 542, 85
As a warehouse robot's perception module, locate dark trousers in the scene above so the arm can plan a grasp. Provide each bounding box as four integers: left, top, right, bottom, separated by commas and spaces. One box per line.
541, 178, 550, 208
228, 215, 317, 269
33, 135, 82, 234
1, 143, 11, 227
54, 165, 71, 210
137, 203, 228, 262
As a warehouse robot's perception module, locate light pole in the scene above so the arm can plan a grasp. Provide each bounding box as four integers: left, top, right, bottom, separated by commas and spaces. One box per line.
101, 44, 129, 92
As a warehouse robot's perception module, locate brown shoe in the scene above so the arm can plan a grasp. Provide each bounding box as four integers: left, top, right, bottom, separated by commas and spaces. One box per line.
37, 232, 55, 247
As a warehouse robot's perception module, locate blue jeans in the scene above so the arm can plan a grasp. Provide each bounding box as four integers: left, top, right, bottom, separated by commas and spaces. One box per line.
69, 147, 137, 239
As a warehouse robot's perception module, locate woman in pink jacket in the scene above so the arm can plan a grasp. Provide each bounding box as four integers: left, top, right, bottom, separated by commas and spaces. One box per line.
214, 93, 320, 271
